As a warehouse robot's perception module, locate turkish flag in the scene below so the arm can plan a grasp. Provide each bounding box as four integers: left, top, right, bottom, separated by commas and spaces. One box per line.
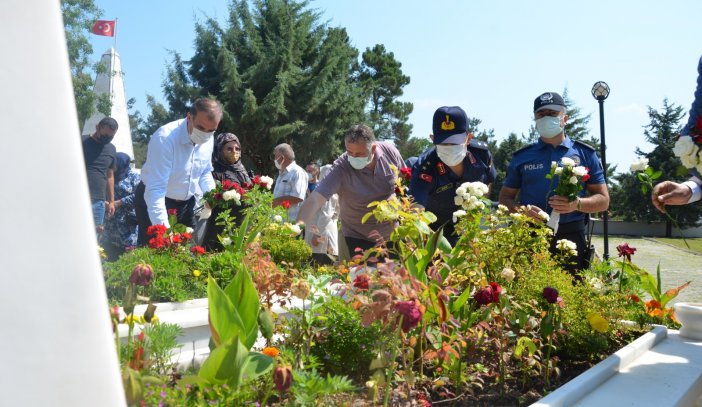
91, 20, 115, 37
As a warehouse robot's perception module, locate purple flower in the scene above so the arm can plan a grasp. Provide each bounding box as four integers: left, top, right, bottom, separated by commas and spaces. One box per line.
129, 263, 153, 286
395, 300, 423, 333
474, 286, 494, 306
543, 286, 559, 304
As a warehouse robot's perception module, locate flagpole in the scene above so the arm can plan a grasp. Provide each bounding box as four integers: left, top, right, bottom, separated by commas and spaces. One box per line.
113, 18, 117, 50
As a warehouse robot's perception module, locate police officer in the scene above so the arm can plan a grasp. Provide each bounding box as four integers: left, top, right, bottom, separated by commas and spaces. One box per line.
499, 92, 609, 273
409, 106, 497, 244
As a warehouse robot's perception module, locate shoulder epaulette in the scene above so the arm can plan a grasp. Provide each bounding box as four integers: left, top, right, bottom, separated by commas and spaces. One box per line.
573, 140, 597, 151
469, 139, 490, 150
512, 143, 535, 156
417, 147, 437, 173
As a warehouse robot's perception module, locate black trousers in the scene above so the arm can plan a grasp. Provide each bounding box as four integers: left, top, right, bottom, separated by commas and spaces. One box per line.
549, 219, 588, 276
135, 182, 196, 246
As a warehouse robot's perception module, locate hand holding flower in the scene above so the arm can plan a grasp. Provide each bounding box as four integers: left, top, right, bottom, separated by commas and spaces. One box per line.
651, 181, 693, 213
548, 195, 578, 214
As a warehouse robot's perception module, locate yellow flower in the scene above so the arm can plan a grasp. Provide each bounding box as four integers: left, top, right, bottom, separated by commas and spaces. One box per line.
262, 347, 279, 358
98, 246, 107, 259
124, 314, 144, 325
192, 269, 202, 277
586, 312, 609, 333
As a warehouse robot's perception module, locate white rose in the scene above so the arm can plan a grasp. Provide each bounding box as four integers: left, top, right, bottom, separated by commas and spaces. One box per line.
454, 196, 464, 206
456, 185, 468, 196
223, 190, 241, 202
273, 215, 283, 223
681, 154, 697, 169
221, 237, 232, 246
556, 239, 577, 256
501, 267, 515, 282
673, 136, 695, 159
629, 157, 649, 173
573, 166, 588, 177
551, 161, 557, 170
287, 224, 302, 236
569, 176, 578, 184
561, 157, 575, 167
589, 277, 604, 292
452, 209, 467, 223
259, 175, 274, 190
554, 167, 563, 175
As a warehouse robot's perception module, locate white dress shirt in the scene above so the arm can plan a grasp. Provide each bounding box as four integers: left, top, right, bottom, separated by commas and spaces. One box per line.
140, 119, 215, 227
273, 161, 308, 221
684, 176, 702, 203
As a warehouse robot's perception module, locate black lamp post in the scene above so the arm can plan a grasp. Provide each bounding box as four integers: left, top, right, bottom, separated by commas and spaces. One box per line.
591, 81, 610, 260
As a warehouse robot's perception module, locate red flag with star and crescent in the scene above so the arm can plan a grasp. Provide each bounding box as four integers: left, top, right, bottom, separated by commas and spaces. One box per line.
91, 20, 116, 37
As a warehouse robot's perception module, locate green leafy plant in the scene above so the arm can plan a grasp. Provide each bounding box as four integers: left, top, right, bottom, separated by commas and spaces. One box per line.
290, 368, 357, 406
143, 322, 183, 376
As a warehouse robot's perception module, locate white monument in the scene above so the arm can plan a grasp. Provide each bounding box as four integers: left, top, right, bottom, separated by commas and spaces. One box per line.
81, 48, 135, 159
0, 1, 126, 405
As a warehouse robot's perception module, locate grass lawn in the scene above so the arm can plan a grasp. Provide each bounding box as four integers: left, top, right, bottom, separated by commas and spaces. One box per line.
650, 237, 702, 254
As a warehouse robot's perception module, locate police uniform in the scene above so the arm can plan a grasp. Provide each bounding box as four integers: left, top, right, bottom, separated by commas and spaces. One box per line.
503, 135, 606, 270
409, 139, 497, 243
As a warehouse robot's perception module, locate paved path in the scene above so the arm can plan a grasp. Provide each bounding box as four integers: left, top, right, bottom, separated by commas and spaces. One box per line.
592, 236, 702, 304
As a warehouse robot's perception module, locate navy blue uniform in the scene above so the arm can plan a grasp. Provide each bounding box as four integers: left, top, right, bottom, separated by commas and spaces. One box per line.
409, 140, 496, 243
503, 136, 605, 271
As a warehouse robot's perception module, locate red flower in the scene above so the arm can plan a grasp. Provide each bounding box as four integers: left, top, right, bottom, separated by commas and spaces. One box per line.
182, 232, 192, 240
274, 366, 293, 392
628, 294, 641, 303
221, 179, 234, 190
167, 209, 177, 216
282, 200, 291, 209
171, 234, 183, 244
253, 175, 261, 185
353, 274, 370, 290
146, 224, 167, 237
395, 300, 423, 333
543, 286, 559, 304
190, 245, 205, 255
214, 193, 223, 200
582, 173, 590, 182
617, 243, 636, 262
243, 182, 252, 189
489, 282, 502, 303
148, 236, 166, 249
129, 263, 153, 286
400, 167, 412, 181
474, 286, 494, 306
695, 116, 702, 135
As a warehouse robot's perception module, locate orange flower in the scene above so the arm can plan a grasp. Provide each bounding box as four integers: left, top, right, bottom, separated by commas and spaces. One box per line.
262, 347, 279, 358
644, 299, 661, 312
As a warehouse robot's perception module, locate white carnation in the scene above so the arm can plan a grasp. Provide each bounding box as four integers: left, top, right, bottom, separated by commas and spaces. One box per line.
569, 176, 578, 184
501, 267, 515, 282
454, 196, 464, 206
673, 136, 695, 160
222, 190, 241, 203
554, 167, 563, 175
561, 157, 575, 167
221, 237, 232, 246
259, 175, 274, 190
452, 210, 467, 223
629, 157, 649, 173
573, 166, 588, 177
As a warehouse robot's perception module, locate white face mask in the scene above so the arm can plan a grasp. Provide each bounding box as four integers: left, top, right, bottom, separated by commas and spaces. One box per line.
436, 144, 466, 166
307, 172, 316, 180
190, 127, 214, 145
348, 153, 373, 170
274, 157, 284, 170
535, 116, 564, 139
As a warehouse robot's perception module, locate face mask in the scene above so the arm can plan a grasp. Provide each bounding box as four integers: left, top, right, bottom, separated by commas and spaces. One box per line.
274, 157, 283, 170
190, 127, 214, 145
436, 144, 466, 166
97, 134, 114, 144
348, 153, 373, 170
535, 116, 564, 139
307, 172, 316, 180
222, 150, 240, 165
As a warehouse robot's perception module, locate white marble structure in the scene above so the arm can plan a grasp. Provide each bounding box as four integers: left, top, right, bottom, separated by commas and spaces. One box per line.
0, 1, 125, 405
81, 48, 135, 159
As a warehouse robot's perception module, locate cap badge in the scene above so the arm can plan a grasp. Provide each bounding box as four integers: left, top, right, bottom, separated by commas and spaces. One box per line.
441, 115, 455, 131
540, 93, 553, 102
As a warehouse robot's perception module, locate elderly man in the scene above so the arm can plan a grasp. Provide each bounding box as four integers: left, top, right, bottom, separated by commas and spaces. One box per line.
82, 116, 118, 235
409, 106, 496, 244
499, 92, 609, 273
306, 163, 320, 194
135, 98, 221, 246
272, 143, 308, 221
296, 123, 405, 254
652, 55, 702, 210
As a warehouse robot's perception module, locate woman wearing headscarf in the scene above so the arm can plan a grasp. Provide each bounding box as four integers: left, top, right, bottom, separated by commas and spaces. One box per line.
202, 132, 252, 251
100, 152, 141, 260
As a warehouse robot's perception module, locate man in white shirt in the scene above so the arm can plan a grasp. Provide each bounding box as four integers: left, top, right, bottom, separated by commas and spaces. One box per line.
272, 143, 307, 221
135, 98, 222, 246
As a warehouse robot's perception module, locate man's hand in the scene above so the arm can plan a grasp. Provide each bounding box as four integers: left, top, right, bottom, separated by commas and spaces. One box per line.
652, 181, 692, 213
106, 201, 116, 218
548, 195, 577, 215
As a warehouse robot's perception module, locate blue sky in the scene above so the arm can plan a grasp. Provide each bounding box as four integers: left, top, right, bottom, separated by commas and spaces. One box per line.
88, 0, 702, 173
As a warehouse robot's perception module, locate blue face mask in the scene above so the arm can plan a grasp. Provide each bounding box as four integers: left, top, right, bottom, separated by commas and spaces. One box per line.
535, 116, 564, 138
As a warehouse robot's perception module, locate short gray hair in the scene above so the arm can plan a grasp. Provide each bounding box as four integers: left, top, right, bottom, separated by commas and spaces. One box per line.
274, 143, 295, 160
189, 98, 222, 122
344, 124, 375, 146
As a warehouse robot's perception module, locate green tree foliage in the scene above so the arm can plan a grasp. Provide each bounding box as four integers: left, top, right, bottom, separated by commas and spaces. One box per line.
358, 44, 413, 150
489, 132, 527, 201
61, 0, 111, 129
610, 99, 702, 229
156, 0, 366, 173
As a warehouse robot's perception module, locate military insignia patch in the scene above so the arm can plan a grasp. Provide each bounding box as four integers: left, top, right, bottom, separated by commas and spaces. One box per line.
437, 162, 446, 175
467, 151, 476, 164
420, 173, 433, 182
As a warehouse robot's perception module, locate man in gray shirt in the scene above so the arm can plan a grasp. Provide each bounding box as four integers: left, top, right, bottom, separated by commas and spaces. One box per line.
296, 124, 405, 254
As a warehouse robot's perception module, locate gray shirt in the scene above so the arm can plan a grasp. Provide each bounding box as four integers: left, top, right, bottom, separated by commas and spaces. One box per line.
316, 142, 405, 241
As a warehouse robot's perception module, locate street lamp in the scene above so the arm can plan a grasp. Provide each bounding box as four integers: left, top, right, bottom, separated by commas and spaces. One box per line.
591, 81, 610, 260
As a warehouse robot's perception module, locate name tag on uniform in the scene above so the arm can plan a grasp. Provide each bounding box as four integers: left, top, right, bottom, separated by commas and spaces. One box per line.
523, 163, 544, 171
436, 183, 454, 194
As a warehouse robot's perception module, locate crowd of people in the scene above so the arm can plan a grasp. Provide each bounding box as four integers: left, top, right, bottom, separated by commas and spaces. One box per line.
82, 55, 702, 274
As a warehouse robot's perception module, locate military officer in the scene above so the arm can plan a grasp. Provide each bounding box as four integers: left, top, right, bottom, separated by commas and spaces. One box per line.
499, 92, 609, 273
409, 106, 497, 244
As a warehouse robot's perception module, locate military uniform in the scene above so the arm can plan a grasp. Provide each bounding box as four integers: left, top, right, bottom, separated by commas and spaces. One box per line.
503, 136, 605, 270
409, 139, 496, 243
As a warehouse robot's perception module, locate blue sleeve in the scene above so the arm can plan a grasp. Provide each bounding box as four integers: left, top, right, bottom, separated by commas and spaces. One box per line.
683, 55, 702, 136
120, 172, 141, 208
486, 151, 497, 184
408, 162, 432, 206
585, 149, 606, 185
502, 158, 522, 189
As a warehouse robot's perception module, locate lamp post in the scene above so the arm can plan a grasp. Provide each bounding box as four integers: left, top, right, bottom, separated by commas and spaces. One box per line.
591, 81, 610, 260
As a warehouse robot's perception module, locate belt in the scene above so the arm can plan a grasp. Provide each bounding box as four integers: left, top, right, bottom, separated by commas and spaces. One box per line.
165, 196, 192, 203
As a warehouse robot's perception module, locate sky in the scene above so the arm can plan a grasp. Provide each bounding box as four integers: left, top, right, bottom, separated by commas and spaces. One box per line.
87, 0, 702, 174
